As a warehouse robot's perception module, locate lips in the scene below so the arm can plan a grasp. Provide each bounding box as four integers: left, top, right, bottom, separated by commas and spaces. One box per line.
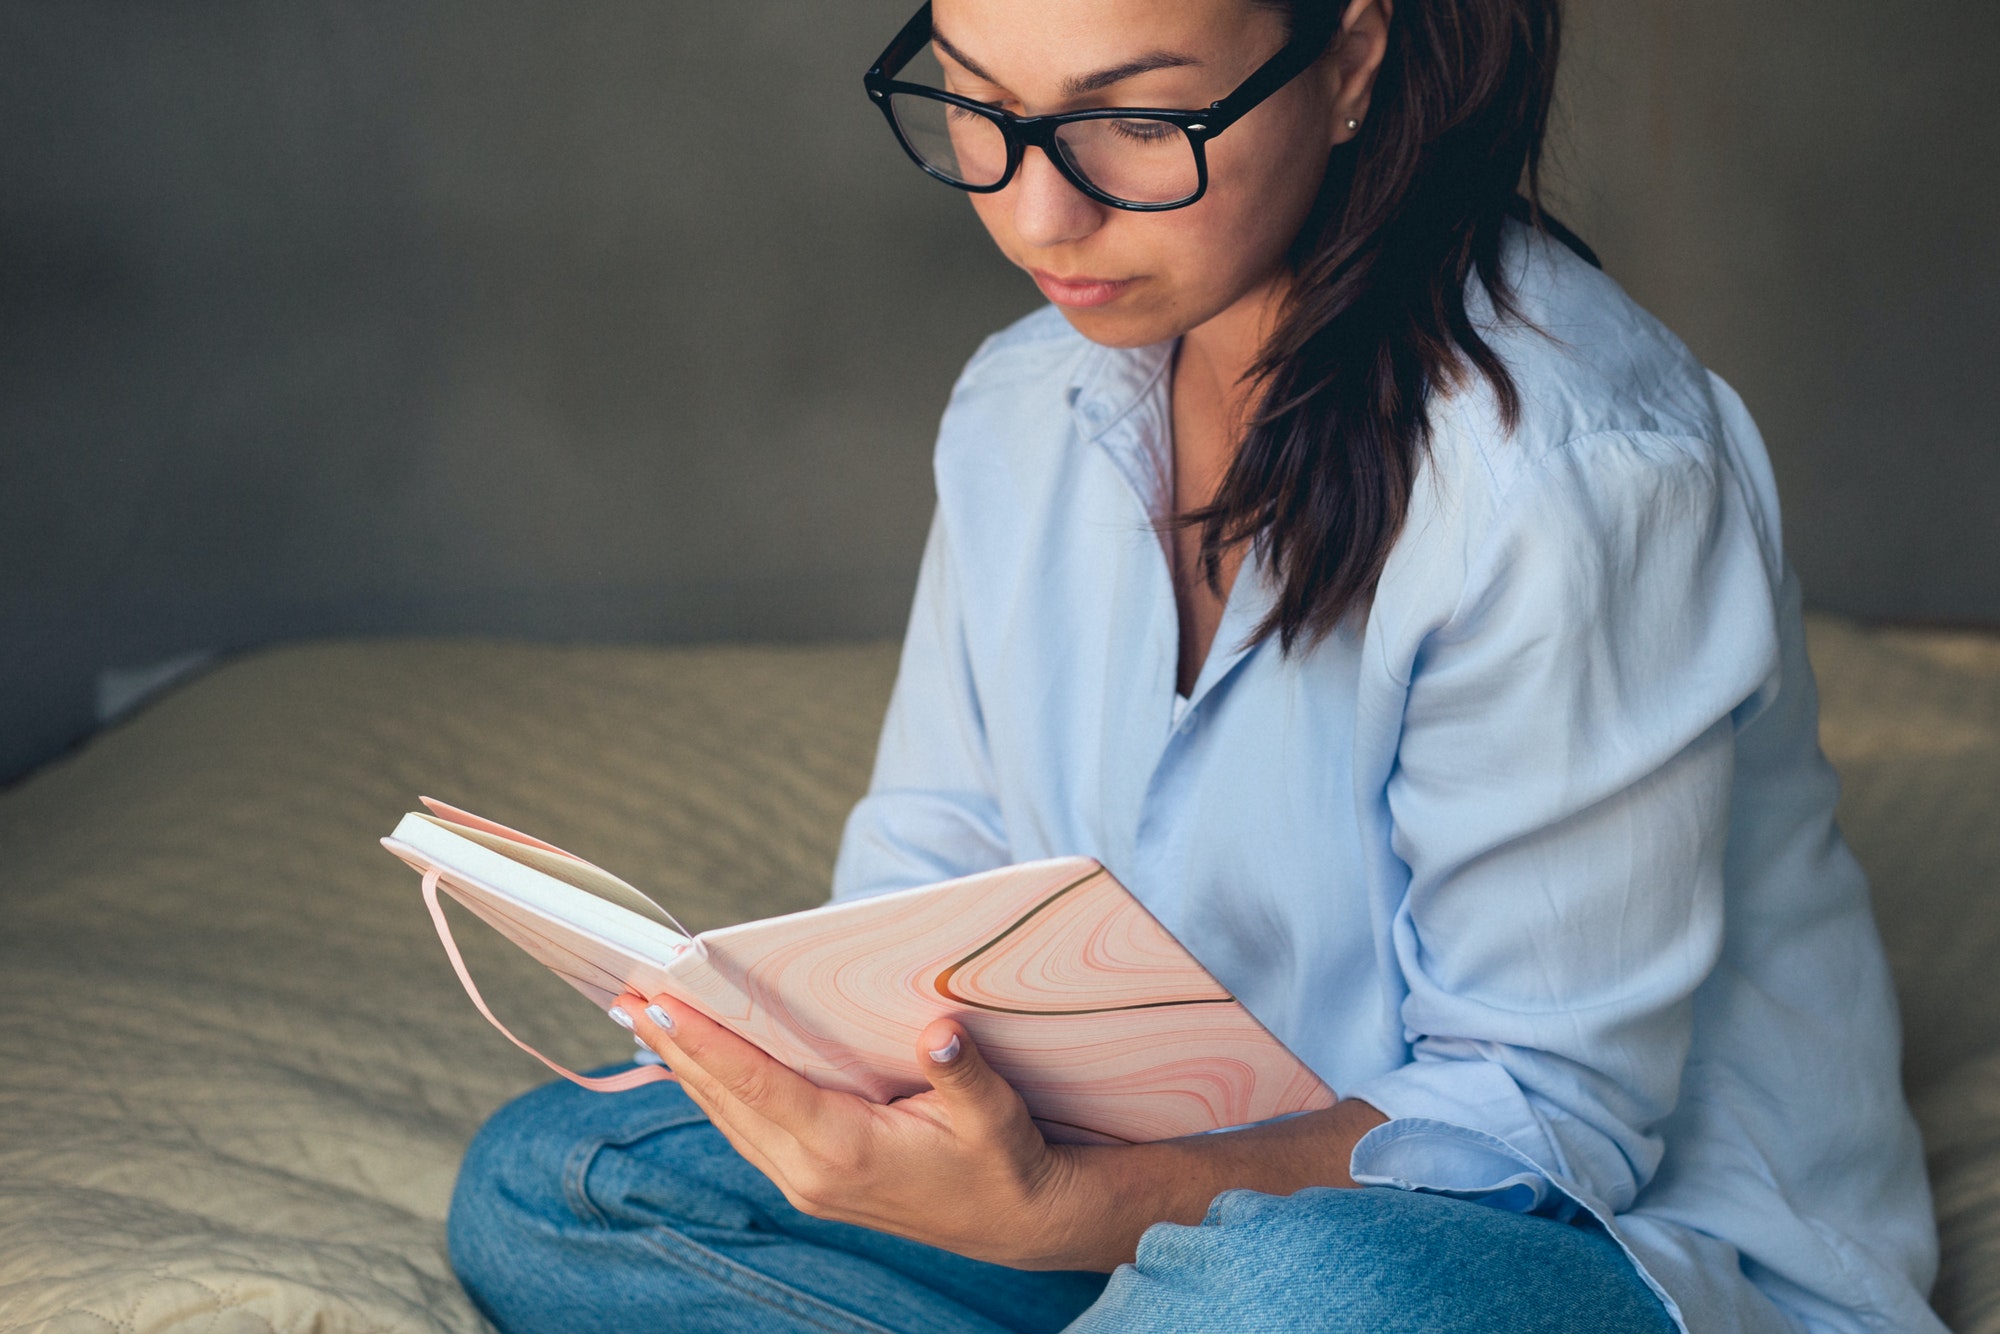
1029, 269, 1133, 309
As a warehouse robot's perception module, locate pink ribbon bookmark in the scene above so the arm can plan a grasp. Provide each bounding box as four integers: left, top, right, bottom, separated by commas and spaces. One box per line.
422, 869, 676, 1093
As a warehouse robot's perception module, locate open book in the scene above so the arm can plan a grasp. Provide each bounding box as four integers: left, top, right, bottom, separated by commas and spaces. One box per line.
383, 798, 1336, 1144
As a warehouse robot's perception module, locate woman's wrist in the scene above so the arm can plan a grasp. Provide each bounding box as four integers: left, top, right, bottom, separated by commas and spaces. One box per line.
1023, 1098, 1390, 1272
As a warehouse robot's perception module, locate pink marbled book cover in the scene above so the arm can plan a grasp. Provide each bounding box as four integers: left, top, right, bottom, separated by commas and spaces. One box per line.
384, 800, 1335, 1144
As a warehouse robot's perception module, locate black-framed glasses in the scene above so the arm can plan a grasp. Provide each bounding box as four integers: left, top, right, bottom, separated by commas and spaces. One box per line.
863, 2, 1339, 211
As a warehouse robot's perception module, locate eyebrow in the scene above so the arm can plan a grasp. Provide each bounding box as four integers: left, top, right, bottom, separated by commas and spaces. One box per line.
930, 27, 1203, 98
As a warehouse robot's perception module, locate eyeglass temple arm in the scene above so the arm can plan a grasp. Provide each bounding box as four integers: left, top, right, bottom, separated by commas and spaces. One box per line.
1203, 8, 1342, 130
868, 1, 935, 81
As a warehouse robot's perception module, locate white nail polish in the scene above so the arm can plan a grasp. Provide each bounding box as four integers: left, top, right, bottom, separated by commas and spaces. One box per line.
607, 1006, 634, 1030
928, 1034, 961, 1064
645, 1004, 675, 1033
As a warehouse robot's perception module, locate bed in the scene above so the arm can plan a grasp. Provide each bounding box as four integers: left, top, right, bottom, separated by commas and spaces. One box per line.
0, 619, 1994, 1332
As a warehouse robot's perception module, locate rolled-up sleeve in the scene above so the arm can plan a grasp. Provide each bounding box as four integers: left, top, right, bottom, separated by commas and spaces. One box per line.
1346, 429, 1782, 1221
831, 508, 1010, 902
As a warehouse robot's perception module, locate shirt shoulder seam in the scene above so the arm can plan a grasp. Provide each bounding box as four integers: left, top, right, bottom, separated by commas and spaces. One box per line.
1393, 426, 1722, 689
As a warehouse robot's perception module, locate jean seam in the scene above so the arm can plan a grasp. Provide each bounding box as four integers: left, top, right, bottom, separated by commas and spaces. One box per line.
563, 1136, 612, 1226
562, 1106, 715, 1229
637, 1224, 905, 1334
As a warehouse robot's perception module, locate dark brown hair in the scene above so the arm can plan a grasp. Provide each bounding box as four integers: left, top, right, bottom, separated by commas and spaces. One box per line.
1193, 0, 1591, 649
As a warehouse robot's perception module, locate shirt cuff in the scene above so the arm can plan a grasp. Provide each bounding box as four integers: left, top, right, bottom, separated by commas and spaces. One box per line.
1346, 1117, 1586, 1220
1343, 1067, 1695, 1334
1343, 1058, 1589, 1223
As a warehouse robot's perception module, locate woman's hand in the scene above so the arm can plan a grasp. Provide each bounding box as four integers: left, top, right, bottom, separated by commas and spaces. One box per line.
616, 992, 1390, 1271
617, 993, 1088, 1268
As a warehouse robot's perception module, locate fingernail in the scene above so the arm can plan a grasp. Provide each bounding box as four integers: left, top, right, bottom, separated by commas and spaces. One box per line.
928, 1034, 961, 1064
645, 1004, 675, 1033
607, 1006, 634, 1030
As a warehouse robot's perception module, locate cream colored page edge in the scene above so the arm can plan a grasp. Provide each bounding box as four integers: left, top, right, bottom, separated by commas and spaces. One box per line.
388, 814, 688, 958
405, 811, 686, 933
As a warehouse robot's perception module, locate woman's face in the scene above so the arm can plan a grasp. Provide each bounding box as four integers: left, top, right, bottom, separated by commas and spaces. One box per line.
931, 0, 1349, 349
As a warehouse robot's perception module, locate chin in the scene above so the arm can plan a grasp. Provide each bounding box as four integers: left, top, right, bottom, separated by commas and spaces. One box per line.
1049, 303, 1180, 350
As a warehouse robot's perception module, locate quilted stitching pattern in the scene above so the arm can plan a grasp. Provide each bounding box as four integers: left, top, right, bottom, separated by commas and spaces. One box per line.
1810, 619, 2000, 1333
0, 639, 895, 1332
0, 620, 1992, 1332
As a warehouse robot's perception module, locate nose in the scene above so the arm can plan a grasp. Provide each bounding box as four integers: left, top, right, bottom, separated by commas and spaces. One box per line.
1007, 145, 1105, 250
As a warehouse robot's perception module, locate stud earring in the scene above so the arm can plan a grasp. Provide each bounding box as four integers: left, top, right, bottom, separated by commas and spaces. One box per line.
1345, 118, 1361, 131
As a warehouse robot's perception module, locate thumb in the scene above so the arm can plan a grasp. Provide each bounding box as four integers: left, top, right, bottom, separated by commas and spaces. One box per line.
917, 1019, 1020, 1131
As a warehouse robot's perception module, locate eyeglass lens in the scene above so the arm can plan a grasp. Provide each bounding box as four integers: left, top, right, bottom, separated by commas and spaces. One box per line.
1051, 118, 1198, 205
888, 94, 1010, 187
888, 93, 1200, 206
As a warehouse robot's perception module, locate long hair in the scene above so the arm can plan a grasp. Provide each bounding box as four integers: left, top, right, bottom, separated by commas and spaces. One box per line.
1192, 0, 1591, 649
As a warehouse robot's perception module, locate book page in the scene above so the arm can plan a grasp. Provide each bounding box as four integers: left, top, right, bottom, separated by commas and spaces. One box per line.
387, 839, 685, 1010
389, 814, 687, 961
408, 812, 686, 934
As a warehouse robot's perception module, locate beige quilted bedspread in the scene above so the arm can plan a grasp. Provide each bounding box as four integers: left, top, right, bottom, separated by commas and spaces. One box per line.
0, 619, 1994, 1333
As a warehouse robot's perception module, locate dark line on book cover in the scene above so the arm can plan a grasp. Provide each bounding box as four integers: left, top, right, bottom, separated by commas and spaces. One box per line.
933, 868, 1235, 1015
1031, 1118, 1135, 1145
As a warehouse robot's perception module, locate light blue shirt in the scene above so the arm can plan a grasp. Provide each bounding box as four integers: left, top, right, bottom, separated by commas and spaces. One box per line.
830, 228, 1942, 1333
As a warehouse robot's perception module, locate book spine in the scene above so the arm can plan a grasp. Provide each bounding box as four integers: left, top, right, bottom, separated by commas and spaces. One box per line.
660, 940, 760, 1031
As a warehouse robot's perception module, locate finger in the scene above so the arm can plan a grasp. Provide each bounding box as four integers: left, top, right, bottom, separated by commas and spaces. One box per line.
623, 994, 886, 1220
613, 992, 799, 1179
630, 994, 830, 1139
612, 991, 740, 1110
670, 1072, 794, 1185
611, 989, 752, 1127
610, 997, 662, 1057
915, 1019, 1034, 1141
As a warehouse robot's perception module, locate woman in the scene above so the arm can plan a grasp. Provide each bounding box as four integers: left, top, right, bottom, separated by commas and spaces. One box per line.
448, 0, 1944, 1329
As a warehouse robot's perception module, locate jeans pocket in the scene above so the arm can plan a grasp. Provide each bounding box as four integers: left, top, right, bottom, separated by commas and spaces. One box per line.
561, 1082, 717, 1227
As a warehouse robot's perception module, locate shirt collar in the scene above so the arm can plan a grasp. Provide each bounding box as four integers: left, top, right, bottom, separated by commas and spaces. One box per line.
1067, 337, 1177, 524
1067, 335, 1281, 716
1067, 338, 1175, 444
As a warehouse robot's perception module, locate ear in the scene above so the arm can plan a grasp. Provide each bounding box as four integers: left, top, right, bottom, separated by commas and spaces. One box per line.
1326, 0, 1392, 145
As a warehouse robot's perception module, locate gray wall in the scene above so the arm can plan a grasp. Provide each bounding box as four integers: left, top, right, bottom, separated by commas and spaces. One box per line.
1553, 0, 2000, 627
2, 0, 1037, 782
5, 0, 1997, 783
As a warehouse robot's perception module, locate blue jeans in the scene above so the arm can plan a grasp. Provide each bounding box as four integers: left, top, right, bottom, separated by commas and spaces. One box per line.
449, 1070, 1676, 1333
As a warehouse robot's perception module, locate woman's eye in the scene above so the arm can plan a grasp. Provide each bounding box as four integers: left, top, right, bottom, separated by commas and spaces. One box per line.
1107, 118, 1177, 144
